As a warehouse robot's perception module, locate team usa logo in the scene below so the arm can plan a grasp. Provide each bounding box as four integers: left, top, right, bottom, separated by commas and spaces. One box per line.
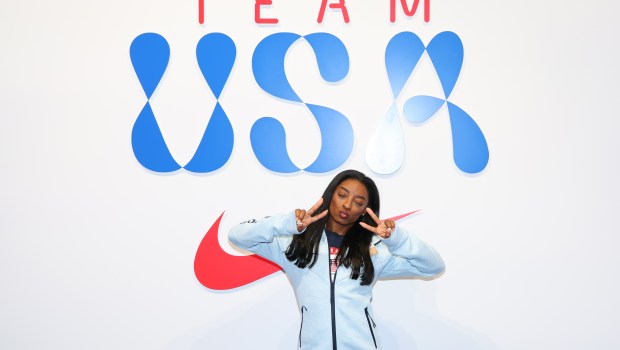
129, 31, 488, 175
129, 30, 489, 289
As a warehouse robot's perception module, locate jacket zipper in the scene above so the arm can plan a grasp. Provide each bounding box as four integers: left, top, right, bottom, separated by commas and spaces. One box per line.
365, 307, 377, 348
330, 260, 338, 350
299, 306, 307, 348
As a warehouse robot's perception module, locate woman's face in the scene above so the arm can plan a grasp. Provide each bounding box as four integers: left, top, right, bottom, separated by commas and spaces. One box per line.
326, 178, 369, 235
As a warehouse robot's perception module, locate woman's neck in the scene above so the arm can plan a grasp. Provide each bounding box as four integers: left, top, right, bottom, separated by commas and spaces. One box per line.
326, 220, 350, 236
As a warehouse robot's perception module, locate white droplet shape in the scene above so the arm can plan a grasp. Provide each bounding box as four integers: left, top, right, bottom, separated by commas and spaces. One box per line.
365, 104, 405, 175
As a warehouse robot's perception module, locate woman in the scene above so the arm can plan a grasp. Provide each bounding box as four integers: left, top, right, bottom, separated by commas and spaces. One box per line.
228, 169, 445, 349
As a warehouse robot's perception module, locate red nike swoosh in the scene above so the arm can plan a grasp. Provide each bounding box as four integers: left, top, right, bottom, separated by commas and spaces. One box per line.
194, 210, 421, 290
194, 212, 282, 290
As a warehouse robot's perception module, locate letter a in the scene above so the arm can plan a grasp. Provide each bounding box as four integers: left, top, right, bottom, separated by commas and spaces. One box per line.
318, 0, 350, 23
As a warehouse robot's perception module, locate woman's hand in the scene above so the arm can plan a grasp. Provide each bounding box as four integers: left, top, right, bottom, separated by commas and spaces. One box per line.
295, 198, 328, 233
359, 207, 395, 239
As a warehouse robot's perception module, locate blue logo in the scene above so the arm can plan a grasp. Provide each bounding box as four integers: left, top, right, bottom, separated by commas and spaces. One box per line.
367, 31, 488, 174
129, 31, 488, 175
130, 33, 235, 173
251, 32, 353, 173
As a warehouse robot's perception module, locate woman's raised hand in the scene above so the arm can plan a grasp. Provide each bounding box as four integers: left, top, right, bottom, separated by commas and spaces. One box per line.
359, 207, 395, 239
295, 198, 328, 233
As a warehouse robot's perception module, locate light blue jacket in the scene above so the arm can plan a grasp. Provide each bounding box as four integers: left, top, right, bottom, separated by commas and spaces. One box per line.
228, 212, 445, 350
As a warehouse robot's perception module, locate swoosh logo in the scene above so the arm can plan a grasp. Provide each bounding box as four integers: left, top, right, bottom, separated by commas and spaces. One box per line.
194, 210, 421, 290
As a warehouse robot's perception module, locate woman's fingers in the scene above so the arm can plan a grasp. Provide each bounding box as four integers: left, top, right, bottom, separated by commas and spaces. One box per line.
384, 219, 395, 232
295, 199, 328, 232
365, 207, 381, 225
360, 212, 396, 239
304, 209, 328, 225
295, 209, 306, 227
312, 209, 328, 222
306, 198, 324, 216
296, 209, 306, 221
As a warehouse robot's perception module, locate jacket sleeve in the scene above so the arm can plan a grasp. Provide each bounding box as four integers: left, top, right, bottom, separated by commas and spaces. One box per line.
377, 225, 445, 279
228, 212, 298, 267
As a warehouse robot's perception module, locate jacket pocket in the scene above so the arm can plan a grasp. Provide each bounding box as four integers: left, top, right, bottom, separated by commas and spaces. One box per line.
365, 307, 377, 349
299, 306, 307, 348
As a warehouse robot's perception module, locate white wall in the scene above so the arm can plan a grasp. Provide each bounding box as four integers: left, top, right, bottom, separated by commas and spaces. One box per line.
1, 1, 619, 349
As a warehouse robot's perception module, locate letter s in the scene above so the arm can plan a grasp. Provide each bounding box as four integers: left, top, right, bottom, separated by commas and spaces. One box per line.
251, 32, 353, 173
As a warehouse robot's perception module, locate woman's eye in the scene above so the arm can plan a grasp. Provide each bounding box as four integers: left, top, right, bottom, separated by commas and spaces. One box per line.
338, 193, 346, 198
355, 202, 363, 207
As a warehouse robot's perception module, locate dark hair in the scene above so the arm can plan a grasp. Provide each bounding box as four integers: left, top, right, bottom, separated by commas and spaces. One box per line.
285, 169, 380, 285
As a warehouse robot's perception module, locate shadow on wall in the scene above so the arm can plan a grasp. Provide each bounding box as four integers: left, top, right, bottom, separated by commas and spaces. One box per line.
166, 279, 498, 349
377, 314, 498, 350
164, 283, 299, 349
374, 281, 499, 350
166, 319, 298, 350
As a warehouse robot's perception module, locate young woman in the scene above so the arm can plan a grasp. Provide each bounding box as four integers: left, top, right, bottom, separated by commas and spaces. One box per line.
228, 169, 445, 349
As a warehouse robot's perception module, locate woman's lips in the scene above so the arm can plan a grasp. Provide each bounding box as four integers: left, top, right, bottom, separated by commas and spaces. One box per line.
339, 211, 349, 219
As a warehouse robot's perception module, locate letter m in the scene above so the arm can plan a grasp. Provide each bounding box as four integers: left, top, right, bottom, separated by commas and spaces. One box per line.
390, 0, 430, 23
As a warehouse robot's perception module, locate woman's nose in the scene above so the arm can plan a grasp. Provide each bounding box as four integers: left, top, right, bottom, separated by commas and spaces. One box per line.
342, 200, 351, 210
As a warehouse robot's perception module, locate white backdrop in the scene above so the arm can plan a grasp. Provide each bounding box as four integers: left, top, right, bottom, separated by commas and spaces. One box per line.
1, 1, 619, 349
